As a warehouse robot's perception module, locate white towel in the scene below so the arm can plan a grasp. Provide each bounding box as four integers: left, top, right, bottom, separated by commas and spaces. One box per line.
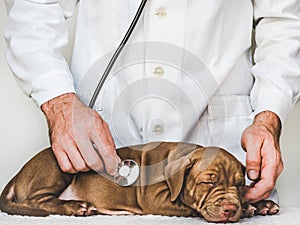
1, 207, 300, 225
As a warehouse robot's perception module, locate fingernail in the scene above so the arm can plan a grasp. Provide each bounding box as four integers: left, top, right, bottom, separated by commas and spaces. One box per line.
248, 170, 259, 180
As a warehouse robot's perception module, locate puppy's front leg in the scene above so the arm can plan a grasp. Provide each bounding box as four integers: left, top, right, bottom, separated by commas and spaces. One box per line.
0, 148, 97, 216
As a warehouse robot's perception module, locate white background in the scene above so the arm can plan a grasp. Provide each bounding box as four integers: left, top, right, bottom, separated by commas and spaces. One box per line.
0, 1, 299, 207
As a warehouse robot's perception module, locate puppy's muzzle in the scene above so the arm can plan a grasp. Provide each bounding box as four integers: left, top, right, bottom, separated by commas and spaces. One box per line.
200, 189, 243, 223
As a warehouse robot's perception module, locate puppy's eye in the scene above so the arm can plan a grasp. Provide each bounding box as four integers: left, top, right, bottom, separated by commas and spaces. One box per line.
197, 173, 218, 186
198, 181, 214, 187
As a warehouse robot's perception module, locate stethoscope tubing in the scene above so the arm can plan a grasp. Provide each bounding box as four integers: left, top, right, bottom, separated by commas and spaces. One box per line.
89, 0, 148, 108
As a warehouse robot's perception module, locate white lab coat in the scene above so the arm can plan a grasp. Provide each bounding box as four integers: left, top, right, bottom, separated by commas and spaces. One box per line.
4, 0, 300, 167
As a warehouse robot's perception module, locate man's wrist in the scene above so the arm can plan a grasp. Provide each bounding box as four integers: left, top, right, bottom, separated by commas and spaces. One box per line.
41, 93, 75, 118
253, 111, 282, 139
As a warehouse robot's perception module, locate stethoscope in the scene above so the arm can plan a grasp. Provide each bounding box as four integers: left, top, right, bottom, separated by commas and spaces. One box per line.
89, 0, 148, 186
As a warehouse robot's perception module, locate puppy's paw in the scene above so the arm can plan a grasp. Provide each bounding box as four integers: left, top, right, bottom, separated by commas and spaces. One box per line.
62, 200, 98, 216
253, 200, 279, 216
242, 203, 256, 218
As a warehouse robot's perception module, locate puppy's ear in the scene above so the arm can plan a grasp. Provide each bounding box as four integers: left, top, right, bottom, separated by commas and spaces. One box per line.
164, 155, 194, 202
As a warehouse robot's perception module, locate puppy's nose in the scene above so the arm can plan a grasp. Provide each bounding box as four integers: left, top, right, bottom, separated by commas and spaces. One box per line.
221, 203, 238, 218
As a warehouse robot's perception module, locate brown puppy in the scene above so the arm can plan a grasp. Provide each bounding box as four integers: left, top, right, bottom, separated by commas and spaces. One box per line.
0, 142, 279, 223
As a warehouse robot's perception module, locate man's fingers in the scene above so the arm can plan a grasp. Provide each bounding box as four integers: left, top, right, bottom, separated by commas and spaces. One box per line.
93, 117, 121, 175
52, 146, 77, 173
65, 144, 89, 172
245, 139, 281, 203
245, 152, 275, 203
76, 137, 105, 173
260, 139, 283, 176
103, 121, 115, 146
245, 179, 273, 203
242, 132, 262, 181
92, 136, 120, 176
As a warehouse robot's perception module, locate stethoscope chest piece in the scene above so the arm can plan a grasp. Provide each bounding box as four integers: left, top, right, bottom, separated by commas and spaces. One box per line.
114, 159, 140, 186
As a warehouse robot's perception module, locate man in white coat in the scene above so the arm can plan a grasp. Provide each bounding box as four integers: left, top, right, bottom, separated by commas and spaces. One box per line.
4, 0, 300, 204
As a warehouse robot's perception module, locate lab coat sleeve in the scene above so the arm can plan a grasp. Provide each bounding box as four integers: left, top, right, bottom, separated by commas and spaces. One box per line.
4, 0, 78, 107
251, 0, 300, 123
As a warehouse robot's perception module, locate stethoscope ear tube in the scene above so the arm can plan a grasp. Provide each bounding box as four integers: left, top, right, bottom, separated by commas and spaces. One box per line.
88, 0, 148, 109
89, 0, 148, 186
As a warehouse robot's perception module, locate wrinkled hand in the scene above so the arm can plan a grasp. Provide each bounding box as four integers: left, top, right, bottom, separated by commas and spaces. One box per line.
241, 111, 284, 204
41, 93, 121, 175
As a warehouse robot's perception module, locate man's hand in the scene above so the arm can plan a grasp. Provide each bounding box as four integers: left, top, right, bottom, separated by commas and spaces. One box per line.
241, 111, 284, 204
41, 93, 121, 175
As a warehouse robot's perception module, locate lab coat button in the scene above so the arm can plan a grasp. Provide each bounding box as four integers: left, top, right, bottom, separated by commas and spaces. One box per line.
155, 8, 167, 19
153, 124, 164, 135
154, 67, 165, 77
